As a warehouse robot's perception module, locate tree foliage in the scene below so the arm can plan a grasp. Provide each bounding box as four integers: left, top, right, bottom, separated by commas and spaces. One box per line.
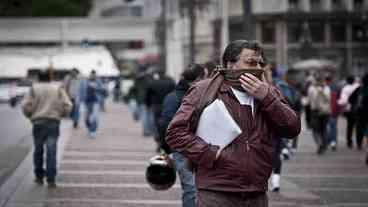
0, 0, 92, 17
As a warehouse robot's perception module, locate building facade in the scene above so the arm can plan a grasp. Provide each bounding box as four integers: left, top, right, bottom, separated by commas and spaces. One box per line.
229, 0, 368, 76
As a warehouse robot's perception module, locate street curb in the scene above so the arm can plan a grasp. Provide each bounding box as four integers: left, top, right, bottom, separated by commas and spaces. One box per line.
0, 120, 72, 207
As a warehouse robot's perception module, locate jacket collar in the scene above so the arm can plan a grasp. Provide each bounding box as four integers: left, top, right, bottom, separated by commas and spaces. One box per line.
219, 82, 232, 93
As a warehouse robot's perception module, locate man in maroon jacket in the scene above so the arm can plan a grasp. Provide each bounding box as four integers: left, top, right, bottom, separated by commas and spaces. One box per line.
166, 40, 301, 207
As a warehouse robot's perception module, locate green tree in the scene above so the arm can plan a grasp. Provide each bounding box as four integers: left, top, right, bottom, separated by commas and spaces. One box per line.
0, 0, 91, 17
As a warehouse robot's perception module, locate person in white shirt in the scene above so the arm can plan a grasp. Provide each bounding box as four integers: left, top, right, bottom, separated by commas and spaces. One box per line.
337, 76, 360, 148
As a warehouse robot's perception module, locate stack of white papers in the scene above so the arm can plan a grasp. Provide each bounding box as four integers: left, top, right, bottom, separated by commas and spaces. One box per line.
195, 99, 242, 150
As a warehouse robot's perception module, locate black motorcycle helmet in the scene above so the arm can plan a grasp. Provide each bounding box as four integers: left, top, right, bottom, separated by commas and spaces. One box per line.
145, 155, 176, 191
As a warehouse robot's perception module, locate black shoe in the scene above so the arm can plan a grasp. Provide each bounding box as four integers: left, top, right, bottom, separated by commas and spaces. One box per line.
347, 143, 353, 149
271, 187, 280, 192
317, 146, 326, 155
48, 182, 57, 189
365, 154, 368, 166
34, 177, 44, 185
73, 122, 78, 129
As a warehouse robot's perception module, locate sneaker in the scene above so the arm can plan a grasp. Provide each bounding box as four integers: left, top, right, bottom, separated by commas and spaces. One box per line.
330, 141, 337, 151
281, 148, 290, 160
34, 177, 44, 185
48, 182, 57, 189
271, 174, 280, 192
73, 122, 78, 129
89, 132, 96, 139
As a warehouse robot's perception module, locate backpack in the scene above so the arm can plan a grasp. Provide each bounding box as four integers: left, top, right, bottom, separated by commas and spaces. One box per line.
314, 87, 331, 115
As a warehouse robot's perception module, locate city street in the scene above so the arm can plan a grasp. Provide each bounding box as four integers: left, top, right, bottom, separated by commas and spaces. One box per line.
1, 101, 368, 207
0, 104, 32, 186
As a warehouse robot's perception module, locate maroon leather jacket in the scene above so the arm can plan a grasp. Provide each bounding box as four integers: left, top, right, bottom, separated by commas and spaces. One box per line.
166, 79, 301, 193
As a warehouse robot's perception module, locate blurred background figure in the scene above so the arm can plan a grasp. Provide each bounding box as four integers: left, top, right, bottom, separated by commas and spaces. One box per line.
113, 76, 122, 102
158, 63, 206, 207
80, 70, 105, 138
338, 76, 360, 149
325, 74, 341, 151
308, 74, 331, 155
63, 68, 82, 129
144, 68, 175, 152
21, 70, 72, 188
267, 62, 302, 192
348, 73, 368, 154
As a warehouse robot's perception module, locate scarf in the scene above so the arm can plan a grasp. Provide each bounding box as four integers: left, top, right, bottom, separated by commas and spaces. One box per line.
220, 68, 264, 91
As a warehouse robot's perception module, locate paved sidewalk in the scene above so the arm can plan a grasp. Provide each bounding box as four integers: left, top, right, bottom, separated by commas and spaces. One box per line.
1, 102, 368, 207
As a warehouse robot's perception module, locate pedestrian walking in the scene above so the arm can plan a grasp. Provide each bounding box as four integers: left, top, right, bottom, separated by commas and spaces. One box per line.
325, 75, 341, 151
265, 63, 301, 192
308, 74, 331, 155
349, 73, 368, 152
113, 77, 122, 102
158, 63, 206, 207
80, 70, 105, 138
63, 68, 82, 128
338, 76, 360, 149
166, 40, 301, 207
145, 68, 175, 151
21, 70, 72, 188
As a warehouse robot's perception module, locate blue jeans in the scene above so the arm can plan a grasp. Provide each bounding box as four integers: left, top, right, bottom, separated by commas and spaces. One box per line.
327, 117, 337, 145
141, 105, 156, 136
32, 119, 60, 183
70, 98, 80, 126
85, 102, 99, 133
172, 152, 196, 207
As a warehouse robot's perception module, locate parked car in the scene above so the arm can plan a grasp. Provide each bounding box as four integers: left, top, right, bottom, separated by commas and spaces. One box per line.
14, 79, 32, 99
0, 84, 12, 103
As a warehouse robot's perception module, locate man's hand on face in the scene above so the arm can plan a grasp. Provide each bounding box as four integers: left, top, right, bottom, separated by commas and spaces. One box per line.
239, 73, 269, 101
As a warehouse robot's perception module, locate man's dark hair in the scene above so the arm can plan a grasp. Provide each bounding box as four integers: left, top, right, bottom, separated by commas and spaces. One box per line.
222, 40, 265, 68
38, 70, 51, 82
204, 61, 217, 76
182, 63, 205, 82
346, 76, 355, 84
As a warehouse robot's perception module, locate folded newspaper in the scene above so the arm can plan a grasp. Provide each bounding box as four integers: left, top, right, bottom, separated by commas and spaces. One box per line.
195, 99, 242, 150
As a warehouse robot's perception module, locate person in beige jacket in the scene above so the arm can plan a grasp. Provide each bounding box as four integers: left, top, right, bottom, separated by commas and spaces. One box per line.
22, 70, 72, 188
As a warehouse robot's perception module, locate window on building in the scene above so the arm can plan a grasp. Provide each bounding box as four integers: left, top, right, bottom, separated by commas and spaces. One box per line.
354, 0, 364, 11
352, 24, 368, 41
331, 22, 346, 42
287, 22, 301, 43
332, 0, 346, 11
261, 22, 276, 44
309, 21, 324, 42
310, 0, 323, 11
288, 0, 300, 11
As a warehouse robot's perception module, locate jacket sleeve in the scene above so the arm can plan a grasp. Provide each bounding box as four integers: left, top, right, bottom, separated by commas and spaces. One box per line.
166, 84, 219, 169
59, 87, 73, 117
259, 86, 301, 139
157, 93, 177, 154
21, 88, 35, 118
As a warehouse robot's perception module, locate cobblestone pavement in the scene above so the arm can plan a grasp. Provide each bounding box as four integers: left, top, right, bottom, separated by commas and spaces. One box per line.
2, 102, 368, 207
